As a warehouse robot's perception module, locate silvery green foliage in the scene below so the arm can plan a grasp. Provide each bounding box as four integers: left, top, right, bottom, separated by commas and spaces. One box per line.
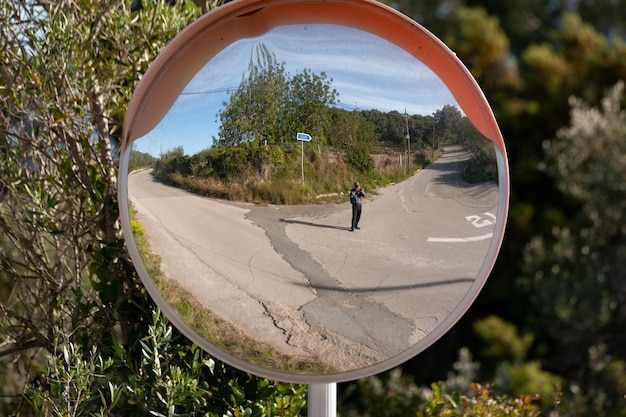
547, 81, 626, 231
1, 2, 305, 416
27, 309, 307, 417
523, 81, 626, 416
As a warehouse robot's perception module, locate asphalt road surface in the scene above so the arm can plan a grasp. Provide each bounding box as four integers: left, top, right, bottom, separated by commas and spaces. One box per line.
127, 145, 499, 372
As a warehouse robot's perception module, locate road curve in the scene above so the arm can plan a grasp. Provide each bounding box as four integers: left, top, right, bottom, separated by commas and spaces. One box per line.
127, 145, 499, 372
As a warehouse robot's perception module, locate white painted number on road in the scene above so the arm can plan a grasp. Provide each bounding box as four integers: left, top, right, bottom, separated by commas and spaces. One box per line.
465, 212, 496, 228
427, 212, 496, 243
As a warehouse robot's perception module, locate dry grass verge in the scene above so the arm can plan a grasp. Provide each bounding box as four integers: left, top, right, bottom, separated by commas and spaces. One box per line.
129, 206, 333, 374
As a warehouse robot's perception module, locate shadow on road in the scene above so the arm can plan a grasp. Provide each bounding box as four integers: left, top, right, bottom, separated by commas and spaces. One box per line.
292, 277, 475, 293
279, 218, 349, 231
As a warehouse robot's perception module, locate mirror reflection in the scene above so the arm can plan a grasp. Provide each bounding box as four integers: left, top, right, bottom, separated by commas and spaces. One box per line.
126, 24, 500, 374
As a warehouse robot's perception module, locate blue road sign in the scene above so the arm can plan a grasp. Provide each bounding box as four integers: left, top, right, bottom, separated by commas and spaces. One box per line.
296, 132, 312, 141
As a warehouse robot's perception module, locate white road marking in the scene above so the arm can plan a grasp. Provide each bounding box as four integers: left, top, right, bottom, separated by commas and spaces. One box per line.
427, 233, 493, 243
428, 212, 496, 242
465, 212, 496, 228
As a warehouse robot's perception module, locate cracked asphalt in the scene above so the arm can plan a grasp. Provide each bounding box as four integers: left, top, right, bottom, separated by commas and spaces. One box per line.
127, 145, 499, 374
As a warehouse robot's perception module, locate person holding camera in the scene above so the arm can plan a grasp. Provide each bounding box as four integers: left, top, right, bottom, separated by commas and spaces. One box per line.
349, 181, 366, 232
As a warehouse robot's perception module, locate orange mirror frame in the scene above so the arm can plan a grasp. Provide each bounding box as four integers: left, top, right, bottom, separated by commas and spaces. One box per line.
119, 0, 509, 383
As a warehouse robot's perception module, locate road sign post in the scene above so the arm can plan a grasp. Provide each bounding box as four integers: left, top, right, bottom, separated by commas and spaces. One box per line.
297, 132, 312, 186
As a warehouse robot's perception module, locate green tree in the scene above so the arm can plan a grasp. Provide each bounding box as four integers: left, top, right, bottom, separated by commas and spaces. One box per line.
440, 6, 522, 109
0, 1, 202, 413
218, 46, 290, 146
520, 82, 626, 416
463, 0, 626, 55
217, 47, 337, 147
5, 0, 626, 415
395, 4, 626, 416
283, 68, 338, 144
0, 1, 310, 415
128, 145, 157, 172
433, 105, 464, 145
328, 109, 379, 149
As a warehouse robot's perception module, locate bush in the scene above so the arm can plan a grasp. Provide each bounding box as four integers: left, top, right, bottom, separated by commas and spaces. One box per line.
189, 145, 285, 182
128, 149, 156, 172
153, 146, 191, 181
418, 382, 541, 417
26, 309, 308, 417
344, 142, 375, 173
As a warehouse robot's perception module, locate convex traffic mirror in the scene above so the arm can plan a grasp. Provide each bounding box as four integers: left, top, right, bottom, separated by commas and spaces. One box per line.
119, 0, 509, 384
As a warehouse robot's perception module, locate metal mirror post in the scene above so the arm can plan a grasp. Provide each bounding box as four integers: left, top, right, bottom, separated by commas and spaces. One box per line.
118, 0, 508, 415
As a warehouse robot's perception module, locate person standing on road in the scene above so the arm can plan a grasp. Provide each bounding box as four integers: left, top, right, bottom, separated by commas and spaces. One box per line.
349, 181, 366, 232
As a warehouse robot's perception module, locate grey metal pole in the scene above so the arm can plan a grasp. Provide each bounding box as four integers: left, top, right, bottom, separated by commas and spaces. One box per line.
307, 383, 337, 417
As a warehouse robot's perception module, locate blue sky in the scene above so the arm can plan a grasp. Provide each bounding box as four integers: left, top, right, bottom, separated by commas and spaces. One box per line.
134, 24, 459, 157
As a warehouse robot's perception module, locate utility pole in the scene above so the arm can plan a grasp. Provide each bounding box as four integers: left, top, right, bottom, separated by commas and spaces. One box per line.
405, 109, 410, 171
431, 123, 436, 160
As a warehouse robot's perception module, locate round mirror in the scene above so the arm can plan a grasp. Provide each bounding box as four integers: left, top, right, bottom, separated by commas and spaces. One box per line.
119, 0, 508, 384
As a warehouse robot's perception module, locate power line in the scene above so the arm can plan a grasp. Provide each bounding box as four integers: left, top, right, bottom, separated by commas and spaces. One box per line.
179, 87, 238, 95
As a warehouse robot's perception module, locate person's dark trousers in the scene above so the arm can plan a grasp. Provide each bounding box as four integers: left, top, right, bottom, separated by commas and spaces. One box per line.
351, 203, 362, 229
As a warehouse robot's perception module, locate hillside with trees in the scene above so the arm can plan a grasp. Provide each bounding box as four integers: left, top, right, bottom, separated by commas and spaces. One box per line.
1, 0, 625, 416
150, 53, 495, 203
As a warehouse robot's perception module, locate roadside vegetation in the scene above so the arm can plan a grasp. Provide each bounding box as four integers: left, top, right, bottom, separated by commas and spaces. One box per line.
134, 51, 496, 205
129, 208, 331, 374
5, 0, 626, 416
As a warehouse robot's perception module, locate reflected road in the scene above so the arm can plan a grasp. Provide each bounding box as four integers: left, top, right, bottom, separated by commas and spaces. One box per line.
128, 145, 498, 371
